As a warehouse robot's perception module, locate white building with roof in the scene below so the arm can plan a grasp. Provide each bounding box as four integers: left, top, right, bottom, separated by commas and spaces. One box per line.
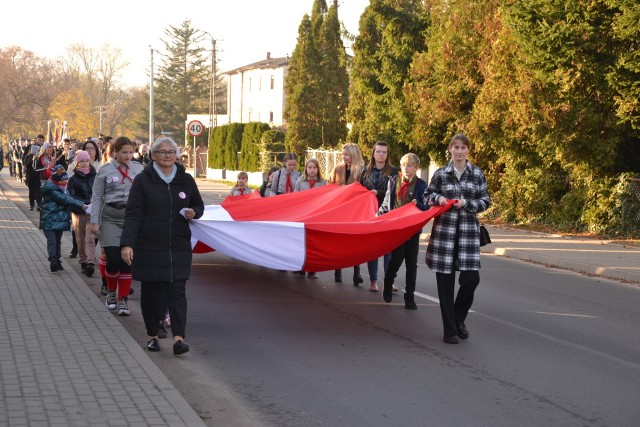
224, 53, 288, 126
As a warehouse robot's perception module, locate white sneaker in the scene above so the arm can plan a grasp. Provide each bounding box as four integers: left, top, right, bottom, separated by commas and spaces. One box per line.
117, 298, 130, 316
105, 292, 117, 310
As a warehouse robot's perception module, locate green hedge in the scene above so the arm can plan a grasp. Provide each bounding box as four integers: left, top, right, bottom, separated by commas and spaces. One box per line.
208, 122, 276, 172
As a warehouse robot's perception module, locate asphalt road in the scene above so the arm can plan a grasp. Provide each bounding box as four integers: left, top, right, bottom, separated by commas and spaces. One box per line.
2, 170, 639, 426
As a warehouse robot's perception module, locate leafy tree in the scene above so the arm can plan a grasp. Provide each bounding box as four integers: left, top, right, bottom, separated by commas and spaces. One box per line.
605, 0, 640, 130
49, 90, 96, 139
0, 47, 57, 137
348, 0, 428, 162
154, 19, 210, 138
406, 0, 496, 165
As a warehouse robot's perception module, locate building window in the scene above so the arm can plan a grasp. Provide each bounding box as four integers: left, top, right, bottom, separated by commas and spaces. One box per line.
269, 112, 274, 123
249, 78, 252, 92
270, 75, 275, 90
259, 77, 262, 91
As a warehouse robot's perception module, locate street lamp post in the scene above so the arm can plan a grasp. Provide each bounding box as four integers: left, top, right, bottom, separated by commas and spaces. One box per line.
199, 30, 216, 148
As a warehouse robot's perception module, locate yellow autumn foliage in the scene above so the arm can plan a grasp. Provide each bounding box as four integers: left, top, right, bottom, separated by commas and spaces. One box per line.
48, 90, 97, 140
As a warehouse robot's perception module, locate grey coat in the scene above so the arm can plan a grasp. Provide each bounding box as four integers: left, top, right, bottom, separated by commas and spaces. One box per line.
424, 161, 490, 273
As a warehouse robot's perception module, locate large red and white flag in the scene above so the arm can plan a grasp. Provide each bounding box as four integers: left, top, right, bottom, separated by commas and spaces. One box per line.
189, 183, 452, 271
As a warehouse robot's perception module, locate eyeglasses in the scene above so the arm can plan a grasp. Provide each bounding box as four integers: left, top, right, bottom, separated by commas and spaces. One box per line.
156, 150, 177, 157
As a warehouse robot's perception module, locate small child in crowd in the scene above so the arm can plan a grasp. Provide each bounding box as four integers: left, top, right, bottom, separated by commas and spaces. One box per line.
67, 150, 97, 277
378, 153, 428, 309
294, 158, 326, 192
39, 165, 87, 272
294, 158, 327, 278
230, 171, 253, 196
268, 153, 300, 196
259, 166, 280, 197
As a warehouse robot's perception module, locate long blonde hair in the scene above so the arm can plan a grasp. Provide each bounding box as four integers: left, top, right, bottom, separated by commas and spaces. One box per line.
341, 143, 364, 182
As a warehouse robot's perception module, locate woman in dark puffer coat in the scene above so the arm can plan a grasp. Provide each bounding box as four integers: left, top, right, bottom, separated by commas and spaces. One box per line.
121, 137, 204, 356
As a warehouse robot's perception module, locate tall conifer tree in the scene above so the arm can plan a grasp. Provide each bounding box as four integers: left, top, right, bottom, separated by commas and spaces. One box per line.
155, 19, 210, 137
347, 0, 428, 158
318, 3, 349, 147
284, 0, 349, 153
284, 15, 322, 154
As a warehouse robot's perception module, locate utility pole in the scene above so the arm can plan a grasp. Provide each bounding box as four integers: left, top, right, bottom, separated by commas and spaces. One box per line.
212, 38, 217, 129
149, 46, 155, 143
199, 30, 220, 145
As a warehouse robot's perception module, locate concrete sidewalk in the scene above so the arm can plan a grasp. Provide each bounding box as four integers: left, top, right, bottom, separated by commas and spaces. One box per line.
0, 188, 204, 425
479, 224, 640, 284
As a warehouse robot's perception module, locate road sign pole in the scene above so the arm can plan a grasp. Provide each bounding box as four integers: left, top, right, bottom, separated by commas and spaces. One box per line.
186, 119, 205, 178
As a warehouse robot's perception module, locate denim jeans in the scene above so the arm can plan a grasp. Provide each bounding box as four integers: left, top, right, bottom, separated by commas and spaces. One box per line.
367, 252, 392, 281
43, 230, 63, 263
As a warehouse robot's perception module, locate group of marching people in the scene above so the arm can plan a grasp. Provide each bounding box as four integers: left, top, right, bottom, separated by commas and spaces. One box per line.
29, 133, 200, 356
252, 134, 490, 344
22, 129, 488, 349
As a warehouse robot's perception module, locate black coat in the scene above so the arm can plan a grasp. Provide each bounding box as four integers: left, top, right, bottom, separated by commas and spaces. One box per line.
120, 162, 204, 282
360, 165, 398, 208
67, 166, 97, 204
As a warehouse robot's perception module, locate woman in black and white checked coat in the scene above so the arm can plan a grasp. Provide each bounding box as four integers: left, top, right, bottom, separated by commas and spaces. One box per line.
424, 134, 490, 344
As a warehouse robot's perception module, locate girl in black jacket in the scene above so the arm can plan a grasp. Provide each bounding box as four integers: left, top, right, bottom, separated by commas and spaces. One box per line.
359, 141, 398, 292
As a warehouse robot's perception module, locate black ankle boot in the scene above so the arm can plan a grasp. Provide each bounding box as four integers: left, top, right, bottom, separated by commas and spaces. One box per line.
382, 279, 393, 303
334, 269, 342, 283
353, 265, 363, 286
81, 263, 88, 274
404, 292, 417, 310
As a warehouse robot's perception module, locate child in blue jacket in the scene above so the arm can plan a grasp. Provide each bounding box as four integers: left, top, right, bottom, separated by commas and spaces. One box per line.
40, 165, 87, 272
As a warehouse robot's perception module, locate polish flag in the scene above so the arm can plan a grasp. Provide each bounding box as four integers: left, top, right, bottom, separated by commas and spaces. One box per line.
189, 183, 452, 271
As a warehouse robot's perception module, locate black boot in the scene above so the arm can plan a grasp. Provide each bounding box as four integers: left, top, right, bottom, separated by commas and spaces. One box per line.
334, 269, 342, 283
353, 265, 363, 286
85, 263, 95, 277
81, 263, 87, 274
383, 278, 393, 303
404, 292, 417, 310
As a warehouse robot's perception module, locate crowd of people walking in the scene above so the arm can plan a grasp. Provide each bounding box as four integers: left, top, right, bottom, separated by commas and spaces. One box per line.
3, 131, 489, 347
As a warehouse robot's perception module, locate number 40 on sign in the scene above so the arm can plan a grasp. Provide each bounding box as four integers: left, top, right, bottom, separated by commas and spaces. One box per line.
187, 120, 205, 137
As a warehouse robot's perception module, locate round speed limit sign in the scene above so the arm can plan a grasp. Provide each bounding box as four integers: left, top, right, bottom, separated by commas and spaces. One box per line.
187, 120, 205, 137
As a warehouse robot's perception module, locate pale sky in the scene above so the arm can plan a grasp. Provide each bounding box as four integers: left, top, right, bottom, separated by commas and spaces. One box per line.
1, 0, 369, 87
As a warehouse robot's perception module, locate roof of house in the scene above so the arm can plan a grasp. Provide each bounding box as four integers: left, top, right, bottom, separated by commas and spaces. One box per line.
224, 55, 289, 75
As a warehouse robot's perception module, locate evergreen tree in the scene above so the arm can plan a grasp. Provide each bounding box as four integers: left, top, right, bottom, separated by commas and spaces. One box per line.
347, 0, 428, 161
605, 0, 640, 129
317, 3, 349, 147
154, 19, 210, 138
284, 15, 323, 155
311, 0, 328, 37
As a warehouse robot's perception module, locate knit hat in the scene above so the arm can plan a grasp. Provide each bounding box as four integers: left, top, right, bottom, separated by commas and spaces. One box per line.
75, 150, 91, 162
50, 165, 68, 181
41, 142, 51, 150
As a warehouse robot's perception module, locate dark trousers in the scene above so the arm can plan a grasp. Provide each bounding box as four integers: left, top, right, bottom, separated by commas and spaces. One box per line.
141, 280, 187, 338
28, 182, 41, 208
384, 231, 420, 294
70, 230, 78, 255
436, 270, 480, 337
43, 230, 63, 263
